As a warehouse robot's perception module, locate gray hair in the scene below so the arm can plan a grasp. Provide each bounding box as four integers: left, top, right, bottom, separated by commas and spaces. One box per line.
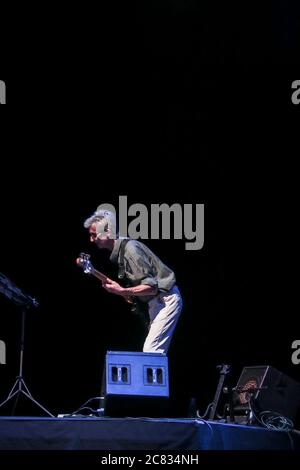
84, 207, 117, 239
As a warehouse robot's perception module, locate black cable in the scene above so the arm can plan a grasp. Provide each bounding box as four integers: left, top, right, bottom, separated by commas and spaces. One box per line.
259, 411, 294, 432
70, 396, 102, 416
196, 403, 213, 419
70, 406, 99, 416
249, 395, 294, 432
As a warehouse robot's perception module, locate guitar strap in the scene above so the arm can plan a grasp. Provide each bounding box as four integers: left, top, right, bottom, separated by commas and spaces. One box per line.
118, 239, 130, 281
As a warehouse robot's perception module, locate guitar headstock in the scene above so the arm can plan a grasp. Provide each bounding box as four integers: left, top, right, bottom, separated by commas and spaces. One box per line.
77, 252, 93, 274
217, 364, 231, 375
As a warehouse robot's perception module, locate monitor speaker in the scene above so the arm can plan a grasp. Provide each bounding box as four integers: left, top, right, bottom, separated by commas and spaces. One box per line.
102, 351, 169, 417
234, 365, 300, 423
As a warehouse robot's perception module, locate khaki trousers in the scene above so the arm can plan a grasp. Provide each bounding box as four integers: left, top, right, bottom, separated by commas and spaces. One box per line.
143, 285, 182, 354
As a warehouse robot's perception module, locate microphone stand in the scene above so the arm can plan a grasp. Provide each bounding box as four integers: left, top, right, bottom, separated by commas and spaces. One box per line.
0, 276, 54, 417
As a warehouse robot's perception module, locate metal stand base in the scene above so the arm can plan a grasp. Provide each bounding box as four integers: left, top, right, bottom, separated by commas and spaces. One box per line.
0, 376, 54, 417
0, 307, 54, 418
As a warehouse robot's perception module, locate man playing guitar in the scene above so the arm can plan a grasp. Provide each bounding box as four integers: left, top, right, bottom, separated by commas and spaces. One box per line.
77, 207, 182, 354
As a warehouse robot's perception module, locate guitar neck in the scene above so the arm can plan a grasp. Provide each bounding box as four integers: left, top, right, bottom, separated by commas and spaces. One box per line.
209, 375, 226, 421
91, 269, 109, 284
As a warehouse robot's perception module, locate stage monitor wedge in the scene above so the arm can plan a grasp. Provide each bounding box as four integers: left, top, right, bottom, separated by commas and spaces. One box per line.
103, 351, 169, 417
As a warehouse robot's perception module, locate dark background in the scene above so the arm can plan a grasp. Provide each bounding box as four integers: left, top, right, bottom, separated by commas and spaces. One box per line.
0, 1, 299, 423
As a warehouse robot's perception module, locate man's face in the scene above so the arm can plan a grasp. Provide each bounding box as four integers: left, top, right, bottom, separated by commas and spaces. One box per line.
89, 222, 112, 250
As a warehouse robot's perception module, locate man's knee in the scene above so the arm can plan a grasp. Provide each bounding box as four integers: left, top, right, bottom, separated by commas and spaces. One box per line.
143, 344, 166, 354
143, 336, 169, 354
143, 339, 156, 352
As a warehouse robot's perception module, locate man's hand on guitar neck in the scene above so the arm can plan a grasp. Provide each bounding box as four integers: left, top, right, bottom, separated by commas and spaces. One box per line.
101, 279, 134, 304
102, 279, 127, 297
102, 280, 157, 303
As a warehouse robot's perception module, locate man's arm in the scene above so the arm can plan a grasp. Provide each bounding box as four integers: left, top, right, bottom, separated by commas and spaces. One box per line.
102, 279, 157, 298
123, 284, 158, 297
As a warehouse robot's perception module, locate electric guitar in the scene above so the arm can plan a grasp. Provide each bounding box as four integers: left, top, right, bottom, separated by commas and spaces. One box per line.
76, 253, 134, 304
209, 364, 230, 421
77, 253, 150, 325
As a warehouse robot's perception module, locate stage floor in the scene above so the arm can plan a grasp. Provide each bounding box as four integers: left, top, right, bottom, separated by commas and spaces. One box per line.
0, 416, 299, 451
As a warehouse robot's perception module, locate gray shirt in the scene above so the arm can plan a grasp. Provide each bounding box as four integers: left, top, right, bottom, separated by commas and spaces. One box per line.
110, 239, 176, 301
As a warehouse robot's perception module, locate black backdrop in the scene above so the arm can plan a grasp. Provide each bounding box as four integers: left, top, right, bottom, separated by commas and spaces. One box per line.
0, 1, 299, 422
